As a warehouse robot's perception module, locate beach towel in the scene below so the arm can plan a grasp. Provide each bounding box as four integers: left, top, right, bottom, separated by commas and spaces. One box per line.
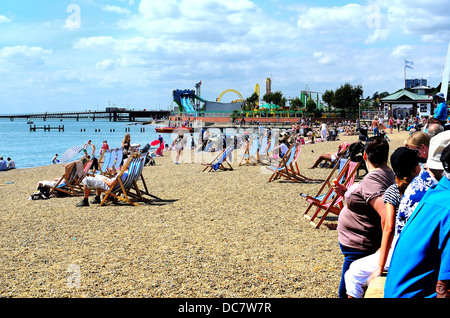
75, 160, 85, 178
59, 146, 83, 162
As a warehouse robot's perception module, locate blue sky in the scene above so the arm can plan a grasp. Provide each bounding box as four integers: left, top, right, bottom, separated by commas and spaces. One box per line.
1, 0, 450, 113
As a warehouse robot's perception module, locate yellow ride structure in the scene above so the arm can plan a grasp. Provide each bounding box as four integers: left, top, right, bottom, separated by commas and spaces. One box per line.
216, 89, 245, 103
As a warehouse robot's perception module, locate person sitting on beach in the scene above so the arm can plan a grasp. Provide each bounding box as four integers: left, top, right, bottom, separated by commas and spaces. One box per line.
76, 156, 132, 206
7, 157, 15, 170
334, 136, 395, 298
305, 131, 315, 144
76, 173, 124, 207
384, 142, 450, 298
0, 157, 7, 171
308, 142, 350, 169
344, 147, 424, 298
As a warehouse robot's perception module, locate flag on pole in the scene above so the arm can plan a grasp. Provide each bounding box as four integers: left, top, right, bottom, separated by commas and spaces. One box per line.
405, 59, 414, 69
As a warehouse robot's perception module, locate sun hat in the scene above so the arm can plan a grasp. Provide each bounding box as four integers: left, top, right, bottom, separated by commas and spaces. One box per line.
390, 147, 425, 179
426, 130, 450, 170
435, 92, 445, 99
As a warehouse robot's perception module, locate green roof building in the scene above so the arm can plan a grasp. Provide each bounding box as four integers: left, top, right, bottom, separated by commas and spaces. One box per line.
380, 89, 433, 119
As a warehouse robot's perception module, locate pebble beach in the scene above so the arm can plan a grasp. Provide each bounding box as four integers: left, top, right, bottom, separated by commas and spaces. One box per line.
0, 130, 409, 298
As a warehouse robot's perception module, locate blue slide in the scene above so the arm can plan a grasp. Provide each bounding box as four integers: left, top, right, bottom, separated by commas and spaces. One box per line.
181, 97, 194, 113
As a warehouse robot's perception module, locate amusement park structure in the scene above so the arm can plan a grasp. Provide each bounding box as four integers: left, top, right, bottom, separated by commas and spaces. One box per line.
172, 78, 325, 115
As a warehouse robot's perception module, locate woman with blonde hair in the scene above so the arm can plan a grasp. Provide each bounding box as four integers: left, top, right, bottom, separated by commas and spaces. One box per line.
404, 131, 430, 161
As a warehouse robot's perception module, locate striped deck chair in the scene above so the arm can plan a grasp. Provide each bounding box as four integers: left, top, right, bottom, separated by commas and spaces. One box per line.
94, 149, 111, 174
267, 143, 298, 182
202, 145, 234, 172
49, 161, 82, 196
99, 154, 149, 206
71, 159, 93, 194
301, 159, 360, 228
239, 137, 259, 166
265, 133, 277, 159
97, 148, 123, 177
283, 142, 312, 182
257, 136, 269, 164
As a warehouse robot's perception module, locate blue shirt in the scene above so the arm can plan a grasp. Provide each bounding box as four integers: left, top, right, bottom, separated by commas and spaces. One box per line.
0, 160, 7, 171
384, 176, 450, 298
395, 167, 437, 235
434, 101, 447, 121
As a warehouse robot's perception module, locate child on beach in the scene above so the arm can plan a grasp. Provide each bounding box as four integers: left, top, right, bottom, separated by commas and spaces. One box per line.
83, 140, 92, 155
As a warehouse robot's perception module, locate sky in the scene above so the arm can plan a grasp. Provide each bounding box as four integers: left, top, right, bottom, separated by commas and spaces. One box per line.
1, 0, 450, 114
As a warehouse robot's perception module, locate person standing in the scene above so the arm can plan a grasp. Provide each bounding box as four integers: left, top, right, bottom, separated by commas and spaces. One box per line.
320, 122, 328, 140
433, 92, 448, 126
372, 116, 379, 136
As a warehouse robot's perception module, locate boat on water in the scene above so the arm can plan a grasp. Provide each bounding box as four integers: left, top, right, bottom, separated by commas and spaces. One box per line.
27, 119, 34, 124
155, 126, 193, 133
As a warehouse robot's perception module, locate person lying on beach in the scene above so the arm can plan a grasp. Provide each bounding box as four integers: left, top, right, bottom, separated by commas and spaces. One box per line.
308, 142, 350, 169
36, 158, 88, 190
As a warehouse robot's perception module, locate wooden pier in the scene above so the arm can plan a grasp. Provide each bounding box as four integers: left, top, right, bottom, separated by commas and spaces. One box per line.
29, 124, 65, 132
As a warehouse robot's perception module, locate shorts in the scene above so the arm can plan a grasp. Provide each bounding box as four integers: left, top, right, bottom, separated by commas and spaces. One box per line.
41, 181, 57, 188
82, 176, 110, 191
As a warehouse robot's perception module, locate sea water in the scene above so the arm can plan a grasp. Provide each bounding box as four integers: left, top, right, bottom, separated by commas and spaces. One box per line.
0, 118, 170, 169
0, 118, 261, 169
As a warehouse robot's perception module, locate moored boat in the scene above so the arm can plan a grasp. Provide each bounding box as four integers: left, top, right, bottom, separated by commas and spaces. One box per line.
155, 126, 193, 133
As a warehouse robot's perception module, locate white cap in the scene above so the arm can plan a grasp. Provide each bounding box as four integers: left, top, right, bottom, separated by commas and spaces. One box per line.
426, 130, 450, 170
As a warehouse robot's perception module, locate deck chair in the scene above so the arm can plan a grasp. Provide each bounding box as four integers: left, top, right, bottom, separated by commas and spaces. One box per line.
267, 143, 303, 182
94, 149, 111, 174
257, 136, 269, 163
71, 159, 93, 194
202, 145, 234, 172
96, 148, 123, 177
239, 137, 259, 166
99, 154, 150, 206
49, 160, 90, 196
301, 159, 360, 228
283, 142, 312, 182
265, 133, 277, 159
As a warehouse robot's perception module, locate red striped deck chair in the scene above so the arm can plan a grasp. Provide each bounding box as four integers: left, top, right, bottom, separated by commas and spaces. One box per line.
300, 159, 360, 228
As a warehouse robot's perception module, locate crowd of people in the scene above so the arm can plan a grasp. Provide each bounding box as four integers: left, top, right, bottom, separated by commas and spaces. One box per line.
334, 122, 450, 298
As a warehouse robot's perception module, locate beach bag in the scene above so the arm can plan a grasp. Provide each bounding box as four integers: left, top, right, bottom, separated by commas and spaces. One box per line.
38, 186, 50, 198
30, 190, 49, 200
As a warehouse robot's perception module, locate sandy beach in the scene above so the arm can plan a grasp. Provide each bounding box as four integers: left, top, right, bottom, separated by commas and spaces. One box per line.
0, 130, 409, 298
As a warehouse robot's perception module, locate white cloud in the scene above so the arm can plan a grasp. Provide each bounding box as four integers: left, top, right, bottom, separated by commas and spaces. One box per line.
390, 45, 414, 58
101, 5, 131, 15
0, 45, 52, 66
297, 4, 366, 32
0, 15, 11, 24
